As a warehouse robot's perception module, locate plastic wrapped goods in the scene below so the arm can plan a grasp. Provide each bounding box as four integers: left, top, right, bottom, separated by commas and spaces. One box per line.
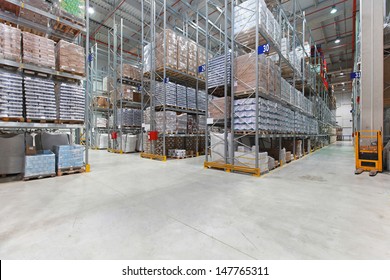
208, 96, 231, 120
177, 35, 188, 72
53, 145, 84, 170
0, 23, 21, 62
24, 76, 56, 120
23, 32, 55, 68
20, 0, 50, 26
155, 29, 177, 69
24, 151, 56, 178
55, 40, 85, 75
55, 0, 85, 23
55, 82, 85, 121
0, 70, 23, 118
156, 111, 176, 133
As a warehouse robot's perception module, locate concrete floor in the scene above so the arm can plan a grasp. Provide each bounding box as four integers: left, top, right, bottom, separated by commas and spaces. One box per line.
0, 142, 389, 259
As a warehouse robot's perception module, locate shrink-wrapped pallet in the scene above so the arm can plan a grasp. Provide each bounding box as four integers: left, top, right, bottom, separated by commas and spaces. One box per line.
155, 29, 177, 69
234, 52, 267, 94
24, 151, 56, 178
24, 76, 56, 120
111, 84, 135, 102
0, 70, 23, 118
55, 40, 85, 75
117, 109, 142, 127
0, 23, 21, 62
208, 54, 231, 89
53, 145, 84, 170
55, 82, 85, 121
176, 84, 187, 108
156, 111, 177, 133
155, 81, 176, 107
177, 113, 187, 134
187, 40, 197, 75
208, 96, 231, 120
23, 32, 55, 68
187, 87, 196, 110
54, 0, 85, 23
120, 64, 141, 81
197, 90, 207, 111
177, 35, 188, 72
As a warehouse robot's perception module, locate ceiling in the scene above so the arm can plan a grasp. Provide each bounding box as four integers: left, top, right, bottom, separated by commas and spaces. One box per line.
88, 0, 357, 91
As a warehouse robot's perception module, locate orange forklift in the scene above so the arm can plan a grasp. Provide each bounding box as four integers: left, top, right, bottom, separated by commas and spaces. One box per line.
354, 130, 383, 176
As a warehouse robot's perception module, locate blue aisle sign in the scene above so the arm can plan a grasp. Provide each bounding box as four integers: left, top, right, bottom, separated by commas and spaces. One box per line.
164, 77, 169, 83
138, 85, 142, 91
88, 53, 94, 62
198, 64, 206, 73
258, 43, 270, 55
350, 72, 361, 79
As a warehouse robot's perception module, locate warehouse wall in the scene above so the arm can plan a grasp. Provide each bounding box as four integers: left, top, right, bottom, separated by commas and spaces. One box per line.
335, 91, 353, 140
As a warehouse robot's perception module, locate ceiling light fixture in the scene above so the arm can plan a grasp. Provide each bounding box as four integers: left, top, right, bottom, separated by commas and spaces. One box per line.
340, 72, 344, 76
88, 6, 95, 14
335, 37, 340, 44
330, 5, 337, 14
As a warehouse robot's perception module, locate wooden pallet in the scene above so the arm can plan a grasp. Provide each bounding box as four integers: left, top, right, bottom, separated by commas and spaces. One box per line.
51, 13, 84, 37
23, 173, 56, 181
56, 120, 84, 124
0, 2, 20, 16
57, 166, 85, 176
0, 117, 24, 122
26, 119, 56, 123
59, 69, 85, 77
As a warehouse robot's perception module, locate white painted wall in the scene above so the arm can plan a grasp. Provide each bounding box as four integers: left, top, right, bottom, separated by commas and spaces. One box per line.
335, 91, 353, 139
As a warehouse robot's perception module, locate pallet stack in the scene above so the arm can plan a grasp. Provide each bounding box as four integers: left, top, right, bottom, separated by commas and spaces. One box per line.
0, 70, 23, 119
55, 40, 85, 75
22, 32, 55, 68
0, 23, 21, 62
24, 76, 56, 121
55, 82, 85, 122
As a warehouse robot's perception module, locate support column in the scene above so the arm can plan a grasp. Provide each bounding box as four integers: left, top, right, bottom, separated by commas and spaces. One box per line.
360, 0, 384, 131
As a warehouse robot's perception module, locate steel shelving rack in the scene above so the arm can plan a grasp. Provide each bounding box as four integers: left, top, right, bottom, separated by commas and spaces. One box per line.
0, 0, 91, 172
204, 0, 336, 176
106, 17, 142, 154
140, 0, 207, 161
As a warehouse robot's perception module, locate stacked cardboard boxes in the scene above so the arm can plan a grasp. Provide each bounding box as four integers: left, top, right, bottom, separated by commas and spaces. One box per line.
177, 35, 188, 72
187, 87, 196, 110
117, 109, 142, 127
20, 0, 50, 26
208, 54, 231, 89
121, 64, 141, 81
156, 111, 177, 133
0, 23, 21, 62
155, 81, 176, 107
176, 84, 187, 108
156, 29, 177, 69
55, 40, 85, 75
55, 0, 85, 23
23, 32, 55, 68
208, 96, 231, 120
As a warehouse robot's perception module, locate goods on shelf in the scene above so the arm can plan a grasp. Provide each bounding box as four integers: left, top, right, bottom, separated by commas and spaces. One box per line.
110, 84, 136, 102
176, 84, 187, 108
53, 145, 84, 170
208, 54, 231, 89
187, 87, 196, 110
197, 90, 207, 111
54, 0, 85, 23
117, 108, 142, 127
93, 96, 110, 109
22, 32, 55, 69
155, 81, 176, 107
116, 134, 137, 153
24, 150, 55, 178
177, 35, 188, 72
208, 96, 231, 120
96, 117, 107, 128
168, 149, 186, 158
187, 41, 198, 75
0, 70, 23, 118
0, 133, 25, 175
198, 115, 206, 133
155, 29, 177, 70
55, 82, 85, 121
55, 40, 85, 75
0, 23, 21, 62
20, 0, 51, 26
24, 76, 56, 120
210, 132, 233, 162
143, 107, 151, 124
233, 97, 318, 134
187, 115, 196, 134
120, 64, 141, 81
234, 52, 267, 94
156, 111, 176, 133
177, 113, 187, 134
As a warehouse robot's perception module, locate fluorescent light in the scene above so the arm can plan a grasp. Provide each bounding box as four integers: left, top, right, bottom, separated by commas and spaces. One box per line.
330, 5, 337, 14
88, 7, 95, 14
342, 82, 345, 85
343, 89, 345, 91
340, 72, 344, 76
335, 38, 340, 44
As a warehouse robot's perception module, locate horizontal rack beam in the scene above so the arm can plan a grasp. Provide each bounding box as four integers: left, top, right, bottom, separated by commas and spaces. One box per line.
0, 121, 84, 129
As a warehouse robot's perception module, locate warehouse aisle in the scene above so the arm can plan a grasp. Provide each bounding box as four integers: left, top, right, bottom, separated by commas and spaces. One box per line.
0, 142, 389, 259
